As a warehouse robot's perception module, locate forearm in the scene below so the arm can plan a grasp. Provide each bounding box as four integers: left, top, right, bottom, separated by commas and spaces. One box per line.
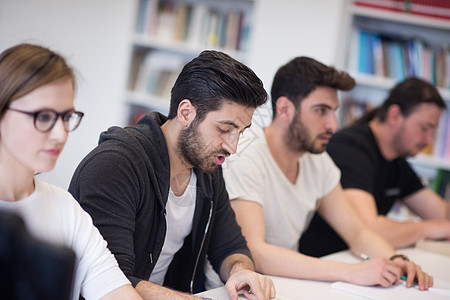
220, 252, 276, 300
219, 253, 255, 282
369, 215, 449, 248
135, 280, 200, 300
101, 284, 143, 300
249, 241, 357, 282
446, 202, 450, 220
347, 223, 396, 259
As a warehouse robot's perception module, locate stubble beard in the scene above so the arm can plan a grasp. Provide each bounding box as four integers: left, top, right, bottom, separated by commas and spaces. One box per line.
177, 121, 225, 174
391, 130, 422, 158
286, 114, 327, 154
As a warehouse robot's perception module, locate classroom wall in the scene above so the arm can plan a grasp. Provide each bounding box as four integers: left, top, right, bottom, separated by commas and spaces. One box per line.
0, 0, 347, 189
249, 0, 347, 91
0, 0, 136, 188
246, 0, 348, 127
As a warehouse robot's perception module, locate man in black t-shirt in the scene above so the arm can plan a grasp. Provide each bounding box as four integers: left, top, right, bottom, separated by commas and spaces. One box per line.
300, 77, 450, 257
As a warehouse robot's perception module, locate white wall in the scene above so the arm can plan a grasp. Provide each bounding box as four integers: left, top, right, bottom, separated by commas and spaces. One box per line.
0, 0, 137, 188
250, 0, 347, 87
0, 0, 348, 189
248, 0, 349, 127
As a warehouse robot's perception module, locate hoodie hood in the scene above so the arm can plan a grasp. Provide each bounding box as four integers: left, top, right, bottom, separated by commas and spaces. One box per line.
98, 112, 170, 207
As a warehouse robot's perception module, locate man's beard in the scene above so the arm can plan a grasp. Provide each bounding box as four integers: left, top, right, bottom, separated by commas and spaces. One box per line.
391, 129, 424, 158
286, 112, 329, 154
177, 121, 229, 173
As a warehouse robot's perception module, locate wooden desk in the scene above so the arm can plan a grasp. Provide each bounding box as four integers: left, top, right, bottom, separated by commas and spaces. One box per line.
196, 248, 450, 299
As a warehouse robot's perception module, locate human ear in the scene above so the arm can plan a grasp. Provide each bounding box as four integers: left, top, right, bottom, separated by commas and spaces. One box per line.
386, 104, 403, 127
177, 99, 196, 127
275, 96, 296, 122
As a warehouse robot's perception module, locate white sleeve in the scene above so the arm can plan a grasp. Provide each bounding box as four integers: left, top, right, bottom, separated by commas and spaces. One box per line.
67, 198, 130, 299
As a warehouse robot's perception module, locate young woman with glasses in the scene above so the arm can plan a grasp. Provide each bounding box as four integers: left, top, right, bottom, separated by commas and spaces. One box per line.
0, 43, 142, 300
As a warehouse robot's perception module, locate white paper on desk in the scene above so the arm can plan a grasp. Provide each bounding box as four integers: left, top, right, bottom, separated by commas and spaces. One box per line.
196, 286, 292, 300
331, 279, 450, 300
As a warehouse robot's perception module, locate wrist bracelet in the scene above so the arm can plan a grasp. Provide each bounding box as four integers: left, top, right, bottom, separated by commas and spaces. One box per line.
389, 254, 409, 261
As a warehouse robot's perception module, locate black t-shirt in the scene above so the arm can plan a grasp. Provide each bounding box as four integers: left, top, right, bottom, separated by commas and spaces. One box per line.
299, 123, 423, 257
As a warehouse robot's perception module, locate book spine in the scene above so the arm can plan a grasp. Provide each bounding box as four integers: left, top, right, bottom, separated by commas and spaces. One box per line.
410, 0, 450, 20
354, 0, 404, 12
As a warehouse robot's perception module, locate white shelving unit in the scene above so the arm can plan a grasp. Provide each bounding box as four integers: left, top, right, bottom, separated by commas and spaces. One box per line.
124, 0, 255, 120
409, 154, 450, 171
341, 1, 450, 176
349, 4, 450, 30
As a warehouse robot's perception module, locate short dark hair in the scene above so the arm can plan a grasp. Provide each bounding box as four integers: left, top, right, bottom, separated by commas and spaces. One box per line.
270, 56, 355, 118
369, 77, 447, 122
168, 50, 267, 122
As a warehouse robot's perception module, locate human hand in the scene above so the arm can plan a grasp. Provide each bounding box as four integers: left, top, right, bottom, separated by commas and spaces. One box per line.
391, 257, 434, 290
224, 269, 276, 300
350, 256, 403, 287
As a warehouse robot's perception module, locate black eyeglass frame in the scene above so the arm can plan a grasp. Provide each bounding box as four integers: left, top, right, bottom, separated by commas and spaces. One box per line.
7, 107, 84, 132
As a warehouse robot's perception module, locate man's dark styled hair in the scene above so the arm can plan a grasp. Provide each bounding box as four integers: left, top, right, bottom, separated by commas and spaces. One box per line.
168, 50, 267, 122
357, 77, 447, 123
270, 56, 355, 118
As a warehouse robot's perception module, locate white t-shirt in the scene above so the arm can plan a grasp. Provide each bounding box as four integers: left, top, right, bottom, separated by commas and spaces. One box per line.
0, 179, 130, 300
223, 127, 341, 251
149, 172, 197, 285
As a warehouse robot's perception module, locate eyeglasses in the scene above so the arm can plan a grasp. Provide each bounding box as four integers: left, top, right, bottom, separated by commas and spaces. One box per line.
7, 107, 84, 132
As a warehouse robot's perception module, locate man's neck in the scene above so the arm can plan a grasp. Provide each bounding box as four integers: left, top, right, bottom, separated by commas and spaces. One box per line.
264, 124, 303, 184
160, 120, 192, 196
369, 119, 397, 161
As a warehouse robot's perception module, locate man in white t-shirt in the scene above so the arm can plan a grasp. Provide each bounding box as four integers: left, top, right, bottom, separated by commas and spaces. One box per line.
223, 56, 433, 290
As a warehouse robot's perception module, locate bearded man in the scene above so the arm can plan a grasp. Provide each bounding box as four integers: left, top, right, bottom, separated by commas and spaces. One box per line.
300, 77, 450, 258
222, 57, 433, 290
69, 50, 275, 300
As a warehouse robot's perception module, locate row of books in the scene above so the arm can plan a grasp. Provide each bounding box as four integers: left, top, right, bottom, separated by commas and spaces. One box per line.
349, 29, 450, 89
354, 0, 450, 20
340, 98, 450, 160
424, 110, 450, 160
128, 104, 152, 125
131, 50, 188, 98
136, 0, 252, 52
338, 98, 375, 128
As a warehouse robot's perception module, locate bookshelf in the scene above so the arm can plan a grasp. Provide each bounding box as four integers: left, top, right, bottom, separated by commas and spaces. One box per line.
340, 0, 450, 180
125, 0, 255, 122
